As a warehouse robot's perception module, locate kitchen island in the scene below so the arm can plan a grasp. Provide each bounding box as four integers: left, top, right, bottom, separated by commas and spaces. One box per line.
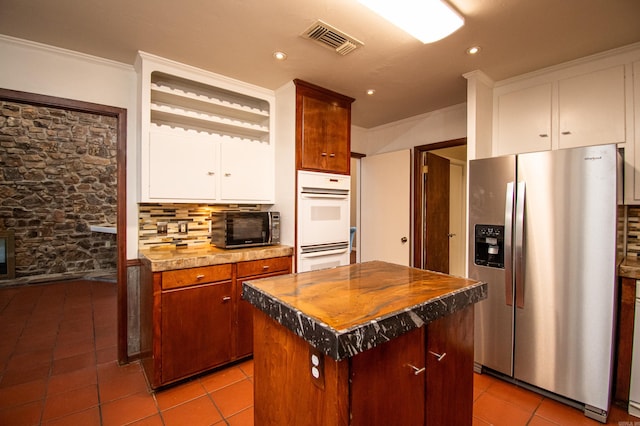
243, 260, 488, 425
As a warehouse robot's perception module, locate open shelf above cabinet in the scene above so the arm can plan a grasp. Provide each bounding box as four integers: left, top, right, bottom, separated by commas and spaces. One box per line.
137, 51, 276, 203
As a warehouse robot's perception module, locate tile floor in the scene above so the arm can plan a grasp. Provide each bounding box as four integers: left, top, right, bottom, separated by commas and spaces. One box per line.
0, 279, 639, 425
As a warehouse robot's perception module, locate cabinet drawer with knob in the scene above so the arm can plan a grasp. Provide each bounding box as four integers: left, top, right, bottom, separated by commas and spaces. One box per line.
237, 256, 292, 278
161, 264, 232, 290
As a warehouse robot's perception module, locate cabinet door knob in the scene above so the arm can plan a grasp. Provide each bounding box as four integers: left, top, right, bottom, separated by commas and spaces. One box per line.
321, 152, 328, 157
195, 274, 205, 280
222, 296, 231, 302
407, 363, 426, 375
329, 153, 335, 158
538, 134, 548, 138
207, 171, 215, 175
561, 131, 571, 135
224, 173, 231, 177
428, 351, 447, 361
401, 237, 408, 243
262, 265, 269, 270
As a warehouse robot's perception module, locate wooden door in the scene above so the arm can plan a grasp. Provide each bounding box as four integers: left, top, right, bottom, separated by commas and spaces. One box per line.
360, 149, 411, 265
424, 152, 450, 273
350, 327, 425, 425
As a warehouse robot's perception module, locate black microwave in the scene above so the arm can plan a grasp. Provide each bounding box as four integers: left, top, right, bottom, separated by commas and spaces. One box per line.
211, 211, 280, 249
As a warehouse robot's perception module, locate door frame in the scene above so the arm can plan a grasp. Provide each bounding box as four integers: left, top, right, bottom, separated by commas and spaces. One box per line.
412, 138, 466, 268
0, 88, 128, 363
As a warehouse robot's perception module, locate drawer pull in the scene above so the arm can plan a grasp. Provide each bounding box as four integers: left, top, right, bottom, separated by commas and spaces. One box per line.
429, 351, 447, 361
195, 274, 205, 280
222, 296, 231, 302
262, 265, 270, 270
407, 364, 426, 375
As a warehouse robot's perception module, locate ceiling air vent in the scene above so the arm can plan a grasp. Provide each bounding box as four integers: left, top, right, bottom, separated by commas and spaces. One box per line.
301, 20, 364, 56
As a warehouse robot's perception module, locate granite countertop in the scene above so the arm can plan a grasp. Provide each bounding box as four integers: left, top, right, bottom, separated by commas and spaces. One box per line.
139, 244, 294, 272
619, 257, 640, 279
243, 260, 487, 361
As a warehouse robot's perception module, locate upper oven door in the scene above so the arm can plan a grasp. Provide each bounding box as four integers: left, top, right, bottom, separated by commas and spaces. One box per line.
297, 171, 350, 247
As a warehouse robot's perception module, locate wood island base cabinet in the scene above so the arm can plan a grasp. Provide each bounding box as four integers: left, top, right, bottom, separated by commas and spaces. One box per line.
252, 304, 474, 426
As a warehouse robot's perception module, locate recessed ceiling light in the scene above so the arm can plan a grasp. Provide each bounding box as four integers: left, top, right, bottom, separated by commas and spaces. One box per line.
467, 46, 480, 55
273, 51, 287, 60
358, 0, 464, 44
366, 89, 376, 96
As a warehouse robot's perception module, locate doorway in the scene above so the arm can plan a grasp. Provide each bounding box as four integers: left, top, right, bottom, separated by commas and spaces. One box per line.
413, 138, 466, 275
0, 88, 128, 363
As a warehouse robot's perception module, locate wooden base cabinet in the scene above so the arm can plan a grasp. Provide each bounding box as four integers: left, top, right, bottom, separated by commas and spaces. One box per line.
236, 256, 293, 358
141, 256, 292, 389
253, 304, 474, 425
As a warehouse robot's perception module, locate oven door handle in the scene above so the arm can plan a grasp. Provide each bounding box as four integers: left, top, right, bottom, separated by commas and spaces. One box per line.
299, 248, 349, 258
300, 193, 348, 200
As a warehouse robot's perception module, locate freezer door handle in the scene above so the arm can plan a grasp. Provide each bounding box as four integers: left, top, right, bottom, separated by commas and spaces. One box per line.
504, 182, 515, 307
514, 181, 526, 309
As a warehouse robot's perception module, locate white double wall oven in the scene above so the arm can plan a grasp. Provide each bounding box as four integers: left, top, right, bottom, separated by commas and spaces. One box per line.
297, 171, 351, 272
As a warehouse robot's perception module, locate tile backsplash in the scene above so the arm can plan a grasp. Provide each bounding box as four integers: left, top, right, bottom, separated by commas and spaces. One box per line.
138, 203, 262, 250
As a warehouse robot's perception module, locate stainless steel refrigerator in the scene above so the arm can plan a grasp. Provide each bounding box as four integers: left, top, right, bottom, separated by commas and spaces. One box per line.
468, 144, 620, 423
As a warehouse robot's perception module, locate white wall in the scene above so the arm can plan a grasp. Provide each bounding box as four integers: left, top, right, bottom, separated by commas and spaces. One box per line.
352, 103, 467, 156
0, 35, 140, 259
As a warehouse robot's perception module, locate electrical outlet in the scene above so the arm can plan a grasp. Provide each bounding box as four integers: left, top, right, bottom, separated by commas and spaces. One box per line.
309, 347, 325, 389
178, 222, 188, 234
157, 222, 168, 235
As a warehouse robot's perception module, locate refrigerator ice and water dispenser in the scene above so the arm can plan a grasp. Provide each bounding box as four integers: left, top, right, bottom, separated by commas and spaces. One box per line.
474, 225, 504, 268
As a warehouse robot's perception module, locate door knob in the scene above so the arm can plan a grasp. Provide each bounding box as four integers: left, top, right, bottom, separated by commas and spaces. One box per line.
401, 237, 408, 243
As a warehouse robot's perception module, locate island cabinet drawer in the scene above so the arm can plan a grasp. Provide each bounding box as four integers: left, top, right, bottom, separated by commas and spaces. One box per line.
237, 256, 292, 278
161, 264, 233, 290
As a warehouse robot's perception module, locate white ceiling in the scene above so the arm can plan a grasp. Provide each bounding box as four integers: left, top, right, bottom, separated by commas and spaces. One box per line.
1, 0, 640, 128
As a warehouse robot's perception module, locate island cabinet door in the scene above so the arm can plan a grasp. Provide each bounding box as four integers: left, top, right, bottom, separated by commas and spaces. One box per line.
425, 305, 474, 426
160, 281, 233, 384
350, 327, 426, 426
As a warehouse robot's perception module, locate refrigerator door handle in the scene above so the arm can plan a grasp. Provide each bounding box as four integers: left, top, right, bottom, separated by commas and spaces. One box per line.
514, 181, 526, 309
504, 181, 515, 307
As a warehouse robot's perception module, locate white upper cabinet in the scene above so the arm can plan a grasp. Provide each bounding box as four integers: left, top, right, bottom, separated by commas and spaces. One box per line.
495, 83, 552, 155
148, 127, 218, 200
136, 52, 276, 203
219, 139, 274, 203
494, 64, 628, 156
557, 65, 625, 149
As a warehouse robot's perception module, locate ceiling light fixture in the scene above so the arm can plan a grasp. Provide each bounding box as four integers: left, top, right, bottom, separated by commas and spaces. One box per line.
273, 51, 287, 60
358, 0, 464, 44
467, 46, 480, 55
366, 89, 376, 95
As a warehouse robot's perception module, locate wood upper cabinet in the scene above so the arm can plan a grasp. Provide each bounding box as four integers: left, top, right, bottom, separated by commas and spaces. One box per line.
294, 79, 355, 175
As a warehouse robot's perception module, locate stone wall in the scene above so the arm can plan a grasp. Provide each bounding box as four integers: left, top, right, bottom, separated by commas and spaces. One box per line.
0, 99, 118, 282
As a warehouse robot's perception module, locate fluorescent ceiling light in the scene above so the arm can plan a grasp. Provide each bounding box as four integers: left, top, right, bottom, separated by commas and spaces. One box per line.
358, 0, 464, 44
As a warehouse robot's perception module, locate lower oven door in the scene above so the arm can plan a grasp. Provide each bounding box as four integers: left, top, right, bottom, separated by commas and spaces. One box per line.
298, 243, 350, 273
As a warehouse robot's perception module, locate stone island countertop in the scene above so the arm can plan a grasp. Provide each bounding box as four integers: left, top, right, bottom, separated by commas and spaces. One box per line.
243, 260, 487, 360
139, 244, 294, 272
